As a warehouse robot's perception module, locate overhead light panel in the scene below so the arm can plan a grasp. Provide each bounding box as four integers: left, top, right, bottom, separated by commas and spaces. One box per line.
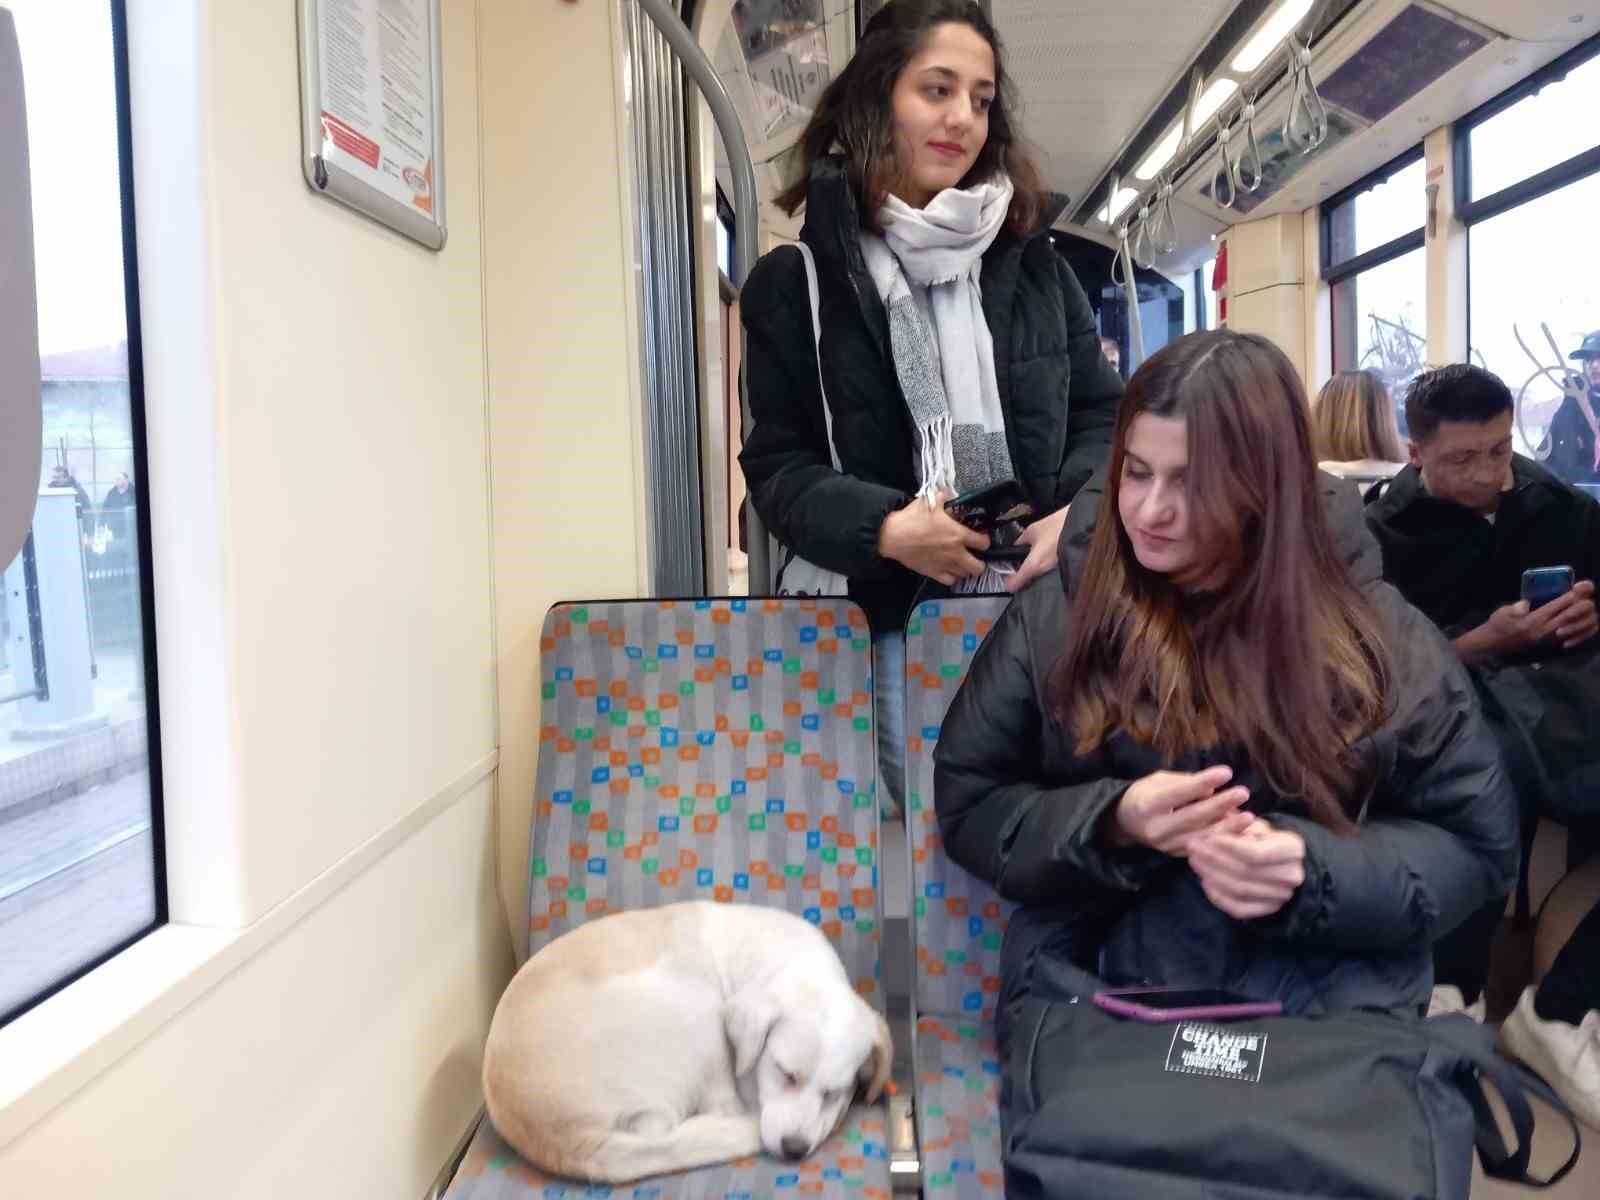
1193, 78, 1239, 128
1231, 0, 1313, 74
1101, 186, 1140, 225
1134, 125, 1182, 181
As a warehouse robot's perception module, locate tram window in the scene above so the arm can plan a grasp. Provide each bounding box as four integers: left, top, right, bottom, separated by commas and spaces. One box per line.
1460, 37, 1600, 488
1099, 273, 1185, 375
1330, 248, 1427, 425
1466, 45, 1600, 204
0, 0, 164, 1028
1467, 171, 1600, 480
1325, 150, 1427, 435
1325, 154, 1426, 268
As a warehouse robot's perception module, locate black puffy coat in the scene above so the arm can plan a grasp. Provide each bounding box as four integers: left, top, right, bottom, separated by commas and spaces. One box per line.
738, 157, 1122, 634
934, 470, 1520, 1015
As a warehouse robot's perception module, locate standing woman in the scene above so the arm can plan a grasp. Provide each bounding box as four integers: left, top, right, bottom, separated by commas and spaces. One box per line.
739, 0, 1121, 819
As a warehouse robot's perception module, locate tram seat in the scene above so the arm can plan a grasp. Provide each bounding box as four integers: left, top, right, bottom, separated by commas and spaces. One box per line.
444, 597, 894, 1200
901, 597, 1015, 1200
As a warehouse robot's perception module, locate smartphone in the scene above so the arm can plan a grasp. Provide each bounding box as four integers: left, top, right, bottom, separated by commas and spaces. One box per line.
1093, 987, 1283, 1023
1521, 566, 1575, 611
944, 480, 1032, 533
979, 543, 1031, 565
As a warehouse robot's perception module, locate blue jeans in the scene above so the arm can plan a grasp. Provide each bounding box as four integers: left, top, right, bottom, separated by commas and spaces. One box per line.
873, 630, 905, 821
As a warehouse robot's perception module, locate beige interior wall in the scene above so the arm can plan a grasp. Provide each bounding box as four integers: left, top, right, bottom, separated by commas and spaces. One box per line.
1302, 205, 1332, 396
478, 0, 650, 948
3, 783, 505, 1198
1225, 212, 1311, 383
2, 0, 518, 1193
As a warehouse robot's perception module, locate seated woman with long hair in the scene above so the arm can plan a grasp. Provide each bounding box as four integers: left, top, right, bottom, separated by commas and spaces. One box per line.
1313, 369, 1406, 485
934, 330, 1518, 1020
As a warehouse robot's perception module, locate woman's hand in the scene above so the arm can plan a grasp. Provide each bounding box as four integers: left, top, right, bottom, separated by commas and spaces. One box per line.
878, 497, 989, 586
1005, 504, 1069, 593
1188, 817, 1307, 920
1107, 766, 1252, 856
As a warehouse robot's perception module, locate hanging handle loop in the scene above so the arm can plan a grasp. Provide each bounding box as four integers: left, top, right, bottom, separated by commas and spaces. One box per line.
1213, 118, 1237, 209
1153, 176, 1179, 254
1283, 34, 1329, 153
1234, 96, 1264, 193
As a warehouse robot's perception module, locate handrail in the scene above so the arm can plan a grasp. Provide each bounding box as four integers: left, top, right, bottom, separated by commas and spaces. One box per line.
633, 0, 771, 595
0, 10, 43, 570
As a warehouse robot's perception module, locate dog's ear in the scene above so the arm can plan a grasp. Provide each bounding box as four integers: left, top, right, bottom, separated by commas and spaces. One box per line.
856, 1005, 893, 1104
725, 982, 780, 1079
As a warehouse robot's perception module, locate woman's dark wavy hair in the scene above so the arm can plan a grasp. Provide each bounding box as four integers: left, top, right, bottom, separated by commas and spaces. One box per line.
773, 0, 1046, 235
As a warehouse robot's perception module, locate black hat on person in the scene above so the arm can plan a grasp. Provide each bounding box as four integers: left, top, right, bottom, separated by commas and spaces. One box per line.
1570, 331, 1600, 360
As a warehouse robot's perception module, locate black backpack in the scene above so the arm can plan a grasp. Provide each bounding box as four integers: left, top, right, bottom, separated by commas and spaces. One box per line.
1002, 958, 1580, 1199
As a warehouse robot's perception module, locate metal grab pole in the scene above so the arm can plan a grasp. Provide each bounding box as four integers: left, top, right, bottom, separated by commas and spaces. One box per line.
632, 0, 771, 595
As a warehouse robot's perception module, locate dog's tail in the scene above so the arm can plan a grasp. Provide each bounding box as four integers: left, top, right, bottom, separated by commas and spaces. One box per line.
508, 1113, 765, 1185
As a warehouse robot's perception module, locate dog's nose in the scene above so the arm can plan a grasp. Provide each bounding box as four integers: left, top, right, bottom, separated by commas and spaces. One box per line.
780, 1135, 808, 1161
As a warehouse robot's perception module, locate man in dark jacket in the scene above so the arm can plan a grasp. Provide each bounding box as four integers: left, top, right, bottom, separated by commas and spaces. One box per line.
1368, 362, 1600, 1126
1365, 365, 1600, 835
1366, 364, 1600, 1020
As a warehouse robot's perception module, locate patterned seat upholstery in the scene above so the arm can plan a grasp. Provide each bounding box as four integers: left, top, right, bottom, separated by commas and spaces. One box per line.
445, 598, 892, 1200
902, 597, 1015, 1200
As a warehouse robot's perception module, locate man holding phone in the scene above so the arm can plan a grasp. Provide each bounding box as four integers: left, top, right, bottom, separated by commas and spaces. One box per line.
1365, 364, 1600, 1124
1365, 364, 1600, 663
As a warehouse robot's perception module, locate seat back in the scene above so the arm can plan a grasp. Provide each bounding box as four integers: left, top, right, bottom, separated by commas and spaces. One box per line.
903, 597, 1016, 1022
530, 597, 883, 1001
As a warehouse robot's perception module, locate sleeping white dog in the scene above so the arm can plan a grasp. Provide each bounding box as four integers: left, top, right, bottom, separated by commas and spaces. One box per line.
482, 900, 892, 1184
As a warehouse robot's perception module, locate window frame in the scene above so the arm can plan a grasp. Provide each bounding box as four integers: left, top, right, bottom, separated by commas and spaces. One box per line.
1453, 33, 1600, 229
1320, 145, 1427, 385
1, 0, 168, 1030
1456, 32, 1600, 407
1319, 144, 1426, 286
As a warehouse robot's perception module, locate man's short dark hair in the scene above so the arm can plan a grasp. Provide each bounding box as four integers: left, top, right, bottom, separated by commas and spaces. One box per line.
1404, 363, 1514, 443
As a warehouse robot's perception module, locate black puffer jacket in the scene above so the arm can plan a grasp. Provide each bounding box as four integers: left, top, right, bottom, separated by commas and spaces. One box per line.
934, 471, 1520, 1014
738, 157, 1122, 634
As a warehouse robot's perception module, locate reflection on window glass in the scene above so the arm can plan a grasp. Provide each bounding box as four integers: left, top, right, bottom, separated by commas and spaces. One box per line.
1470, 51, 1600, 202
732, 0, 832, 142
1, 0, 160, 1026
1326, 155, 1425, 267
1469, 170, 1600, 485
1201, 256, 1218, 331
1331, 247, 1426, 436
716, 216, 732, 280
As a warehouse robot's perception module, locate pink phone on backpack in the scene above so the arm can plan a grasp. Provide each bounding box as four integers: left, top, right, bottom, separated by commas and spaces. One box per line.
1093, 986, 1283, 1023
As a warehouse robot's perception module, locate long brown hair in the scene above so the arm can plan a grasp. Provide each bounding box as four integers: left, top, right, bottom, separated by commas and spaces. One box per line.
1313, 370, 1404, 462
773, 0, 1045, 235
1050, 331, 1393, 833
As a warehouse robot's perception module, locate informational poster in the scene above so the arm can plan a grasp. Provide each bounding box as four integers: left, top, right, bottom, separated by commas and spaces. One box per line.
297, 0, 447, 249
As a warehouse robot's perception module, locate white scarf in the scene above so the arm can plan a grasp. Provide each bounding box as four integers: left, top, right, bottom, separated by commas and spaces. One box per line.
859, 177, 1015, 508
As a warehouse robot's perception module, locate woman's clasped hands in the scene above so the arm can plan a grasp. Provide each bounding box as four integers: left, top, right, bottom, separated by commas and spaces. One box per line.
1108, 764, 1307, 920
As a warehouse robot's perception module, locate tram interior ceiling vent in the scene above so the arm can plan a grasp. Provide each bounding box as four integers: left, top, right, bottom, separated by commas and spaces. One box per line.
1317, 5, 1487, 125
